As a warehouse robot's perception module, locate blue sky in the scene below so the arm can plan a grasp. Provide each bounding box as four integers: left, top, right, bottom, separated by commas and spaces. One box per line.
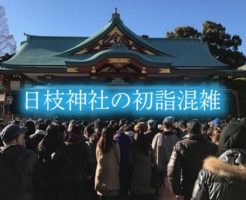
1, 0, 246, 55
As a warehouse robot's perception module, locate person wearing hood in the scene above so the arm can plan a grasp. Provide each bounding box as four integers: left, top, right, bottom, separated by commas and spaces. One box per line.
167, 119, 218, 200
192, 121, 246, 200
0, 123, 38, 200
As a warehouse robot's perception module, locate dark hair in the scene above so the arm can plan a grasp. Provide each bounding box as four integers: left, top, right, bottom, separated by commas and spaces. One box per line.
163, 121, 172, 129
84, 124, 94, 139
178, 119, 187, 129
38, 122, 64, 156
25, 120, 35, 139
97, 127, 114, 153
67, 122, 83, 142
36, 121, 46, 131
187, 119, 201, 134
70, 122, 82, 135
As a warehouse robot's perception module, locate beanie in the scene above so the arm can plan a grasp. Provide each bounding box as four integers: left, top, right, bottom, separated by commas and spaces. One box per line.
0, 124, 23, 143
219, 122, 246, 150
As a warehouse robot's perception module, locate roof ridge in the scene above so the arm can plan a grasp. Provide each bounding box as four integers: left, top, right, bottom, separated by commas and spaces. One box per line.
24, 33, 88, 39
145, 37, 201, 41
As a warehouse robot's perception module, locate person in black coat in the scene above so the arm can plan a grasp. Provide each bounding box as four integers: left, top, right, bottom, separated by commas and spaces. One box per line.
0, 123, 37, 200
167, 119, 218, 200
192, 121, 246, 200
52, 122, 92, 200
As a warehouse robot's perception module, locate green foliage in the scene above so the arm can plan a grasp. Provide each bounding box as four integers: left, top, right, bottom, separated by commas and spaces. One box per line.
166, 21, 246, 68
166, 26, 201, 39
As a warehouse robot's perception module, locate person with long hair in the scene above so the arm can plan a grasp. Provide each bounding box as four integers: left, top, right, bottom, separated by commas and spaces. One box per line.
95, 127, 120, 200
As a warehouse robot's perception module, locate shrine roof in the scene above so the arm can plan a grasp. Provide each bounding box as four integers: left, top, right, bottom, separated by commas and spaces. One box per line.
3, 11, 227, 70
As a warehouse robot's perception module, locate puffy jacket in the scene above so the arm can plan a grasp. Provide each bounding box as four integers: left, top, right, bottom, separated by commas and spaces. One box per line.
0, 144, 37, 200
167, 133, 218, 200
192, 149, 246, 200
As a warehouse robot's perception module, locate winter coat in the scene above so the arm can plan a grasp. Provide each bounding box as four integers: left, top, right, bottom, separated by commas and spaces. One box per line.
130, 142, 156, 195
167, 133, 218, 200
151, 131, 179, 174
0, 144, 37, 200
52, 139, 91, 182
114, 132, 132, 171
95, 143, 120, 195
192, 149, 246, 200
144, 129, 157, 145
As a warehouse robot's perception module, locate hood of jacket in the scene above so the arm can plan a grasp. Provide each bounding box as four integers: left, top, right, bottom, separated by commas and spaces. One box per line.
203, 149, 246, 181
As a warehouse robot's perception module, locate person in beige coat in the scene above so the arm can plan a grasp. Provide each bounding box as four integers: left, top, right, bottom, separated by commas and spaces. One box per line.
95, 127, 120, 200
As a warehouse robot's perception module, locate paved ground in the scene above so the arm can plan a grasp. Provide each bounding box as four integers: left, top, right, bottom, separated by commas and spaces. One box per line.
158, 189, 177, 200
158, 187, 177, 200
157, 178, 183, 200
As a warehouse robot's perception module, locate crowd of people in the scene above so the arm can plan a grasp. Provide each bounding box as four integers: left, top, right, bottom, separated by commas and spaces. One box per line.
0, 116, 245, 200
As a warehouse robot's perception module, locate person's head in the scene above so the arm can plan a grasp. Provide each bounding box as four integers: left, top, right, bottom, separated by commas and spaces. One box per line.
83, 124, 94, 139
94, 119, 105, 134
219, 122, 246, 152
98, 127, 114, 153
178, 119, 187, 132
134, 122, 148, 134
119, 119, 127, 127
36, 120, 46, 131
187, 119, 201, 135
25, 120, 35, 138
67, 122, 83, 142
39, 122, 64, 153
147, 119, 155, 130
163, 116, 174, 131
108, 120, 117, 127
0, 123, 25, 146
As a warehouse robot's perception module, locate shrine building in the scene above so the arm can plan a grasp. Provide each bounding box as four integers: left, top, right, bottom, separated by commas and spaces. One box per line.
0, 10, 246, 116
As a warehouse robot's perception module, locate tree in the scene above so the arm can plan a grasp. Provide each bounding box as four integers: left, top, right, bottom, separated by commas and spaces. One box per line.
166, 26, 201, 39
165, 21, 246, 68
0, 5, 16, 59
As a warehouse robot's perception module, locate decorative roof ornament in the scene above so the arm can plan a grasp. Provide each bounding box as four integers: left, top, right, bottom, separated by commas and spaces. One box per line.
112, 8, 121, 21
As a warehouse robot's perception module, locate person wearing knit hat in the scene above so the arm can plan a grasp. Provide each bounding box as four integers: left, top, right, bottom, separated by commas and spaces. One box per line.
0, 123, 25, 145
192, 122, 246, 200
219, 121, 246, 151
0, 123, 37, 200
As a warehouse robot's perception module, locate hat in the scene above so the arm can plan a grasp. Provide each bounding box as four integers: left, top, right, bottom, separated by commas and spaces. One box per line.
210, 118, 221, 126
0, 124, 23, 143
219, 122, 246, 150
